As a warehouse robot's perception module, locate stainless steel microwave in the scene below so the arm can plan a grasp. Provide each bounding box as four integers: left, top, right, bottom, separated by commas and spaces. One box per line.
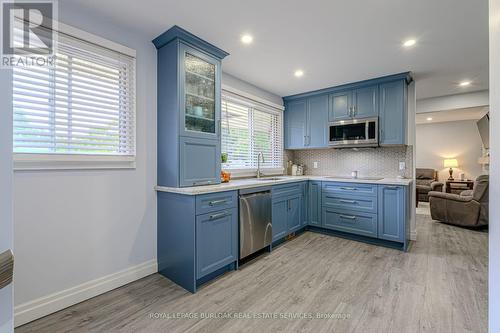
328, 117, 378, 148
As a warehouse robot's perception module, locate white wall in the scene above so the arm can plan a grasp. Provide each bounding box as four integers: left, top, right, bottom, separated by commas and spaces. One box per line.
0, 67, 13, 332
490, 0, 500, 330
222, 72, 283, 106
13, 2, 157, 326
417, 90, 489, 113
416, 120, 485, 181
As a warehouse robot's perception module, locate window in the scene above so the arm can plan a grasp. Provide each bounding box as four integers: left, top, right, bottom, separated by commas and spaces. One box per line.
221, 91, 283, 173
13, 26, 136, 169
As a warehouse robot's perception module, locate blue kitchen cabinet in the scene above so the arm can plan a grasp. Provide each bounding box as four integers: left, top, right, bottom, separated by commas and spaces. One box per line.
379, 80, 407, 145
353, 85, 378, 119
329, 91, 352, 121
285, 100, 307, 149
301, 181, 309, 226
272, 198, 288, 242
378, 185, 406, 243
154, 26, 229, 187
329, 85, 378, 121
287, 194, 302, 233
196, 208, 238, 278
179, 137, 220, 187
306, 95, 329, 148
308, 181, 322, 226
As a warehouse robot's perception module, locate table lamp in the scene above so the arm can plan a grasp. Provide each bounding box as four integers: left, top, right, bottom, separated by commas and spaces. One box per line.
443, 159, 458, 180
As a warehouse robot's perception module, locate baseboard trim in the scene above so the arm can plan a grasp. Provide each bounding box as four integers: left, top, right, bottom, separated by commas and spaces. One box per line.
14, 259, 157, 327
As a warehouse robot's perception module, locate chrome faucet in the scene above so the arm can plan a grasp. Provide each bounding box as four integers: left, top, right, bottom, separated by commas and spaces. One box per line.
257, 152, 265, 178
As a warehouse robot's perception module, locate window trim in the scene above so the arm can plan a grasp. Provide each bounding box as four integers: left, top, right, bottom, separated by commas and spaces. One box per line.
221, 87, 284, 178
13, 20, 137, 171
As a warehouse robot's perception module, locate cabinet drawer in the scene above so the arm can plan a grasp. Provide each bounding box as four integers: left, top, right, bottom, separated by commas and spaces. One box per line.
322, 208, 377, 238
322, 182, 377, 197
322, 193, 377, 214
272, 182, 302, 199
196, 191, 237, 215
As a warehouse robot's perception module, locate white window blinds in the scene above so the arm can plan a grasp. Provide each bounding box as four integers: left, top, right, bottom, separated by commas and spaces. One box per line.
221, 91, 283, 170
13, 30, 136, 156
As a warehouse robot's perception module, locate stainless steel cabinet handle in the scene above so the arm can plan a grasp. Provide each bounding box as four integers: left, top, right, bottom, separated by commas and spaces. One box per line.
340, 199, 357, 204
208, 199, 228, 206
339, 214, 357, 220
193, 180, 213, 186
340, 187, 357, 191
348, 107, 353, 117
353, 106, 357, 116
209, 211, 230, 220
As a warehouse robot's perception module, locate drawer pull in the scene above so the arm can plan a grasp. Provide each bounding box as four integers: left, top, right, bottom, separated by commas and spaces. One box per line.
208, 199, 228, 206
339, 214, 357, 220
209, 211, 230, 220
339, 199, 357, 204
340, 187, 357, 191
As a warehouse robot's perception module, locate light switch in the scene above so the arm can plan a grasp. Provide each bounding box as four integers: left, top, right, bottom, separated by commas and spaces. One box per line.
313, 161, 318, 169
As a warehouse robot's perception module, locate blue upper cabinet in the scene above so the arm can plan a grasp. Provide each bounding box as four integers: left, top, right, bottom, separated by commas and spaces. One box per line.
154, 26, 229, 187
379, 80, 407, 145
329, 91, 352, 121
353, 85, 378, 119
307, 95, 329, 148
285, 100, 307, 149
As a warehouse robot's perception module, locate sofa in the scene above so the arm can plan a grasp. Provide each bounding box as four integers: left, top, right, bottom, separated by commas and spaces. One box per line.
416, 168, 444, 203
428, 175, 489, 227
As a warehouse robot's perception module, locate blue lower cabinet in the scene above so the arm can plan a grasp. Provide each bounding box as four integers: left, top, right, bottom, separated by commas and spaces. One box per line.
272, 198, 288, 242
196, 208, 238, 279
378, 185, 406, 243
322, 208, 378, 238
287, 194, 302, 233
308, 181, 321, 226
301, 182, 308, 226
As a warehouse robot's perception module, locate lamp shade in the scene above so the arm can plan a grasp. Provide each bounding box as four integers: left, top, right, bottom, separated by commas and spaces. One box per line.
443, 159, 458, 168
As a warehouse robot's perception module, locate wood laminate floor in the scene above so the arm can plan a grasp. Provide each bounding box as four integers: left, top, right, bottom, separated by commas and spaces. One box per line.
16, 212, 488, 333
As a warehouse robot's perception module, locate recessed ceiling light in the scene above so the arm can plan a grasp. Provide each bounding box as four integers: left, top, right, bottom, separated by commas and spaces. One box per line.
294, 70, 304, 78
403, 39, 417, 47
459, 81, 471, 87
241, 34, 253, 44
427, 117, 433, 121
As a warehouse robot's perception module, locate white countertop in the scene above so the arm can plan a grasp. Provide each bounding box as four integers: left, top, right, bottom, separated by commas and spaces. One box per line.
155, 176, 413, 195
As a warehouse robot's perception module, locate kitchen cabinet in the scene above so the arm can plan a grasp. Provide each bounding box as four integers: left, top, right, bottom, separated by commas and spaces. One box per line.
379, 80, 407, 145
196, 208, 238, 278
308, 181, 322, 226
284, 95, 328, 149
272, 199, 288, 242
287, 194, 302, 233
329, 85, 378, 121
378, 185, 407, 243
272, 182, 305, 241
301, 181, 309, 226
154, 26, 229, 187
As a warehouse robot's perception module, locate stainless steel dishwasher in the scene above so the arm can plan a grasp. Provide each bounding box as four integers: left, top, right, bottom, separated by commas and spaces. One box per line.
239, 189, 272, 259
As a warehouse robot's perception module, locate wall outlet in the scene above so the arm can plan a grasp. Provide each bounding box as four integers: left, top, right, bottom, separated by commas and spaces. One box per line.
313, 161, 319, 169
399, 161, 406, 171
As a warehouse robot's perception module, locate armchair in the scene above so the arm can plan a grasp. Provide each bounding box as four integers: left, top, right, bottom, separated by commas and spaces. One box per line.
428, 175, 489, 227
416, 168, 444, 203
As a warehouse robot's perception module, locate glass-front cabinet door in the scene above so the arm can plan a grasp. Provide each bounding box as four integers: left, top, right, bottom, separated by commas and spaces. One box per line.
180, 44, 220, 139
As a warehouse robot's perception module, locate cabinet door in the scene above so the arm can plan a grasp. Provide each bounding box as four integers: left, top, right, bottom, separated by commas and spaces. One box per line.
353, 85, 378, 119
329, 91, 352, 121
179, 137, 220, 187
196, 208, 237, 279
307, 95, 329, 148
285, 100, 307, 149
379, 80, 407, 145
272, 199, 288, 242
308, 181, 322, 226
287, 194, 302, 233
180, 44, 221, 140
378, 185, 406, 243
301, 182, 308, 226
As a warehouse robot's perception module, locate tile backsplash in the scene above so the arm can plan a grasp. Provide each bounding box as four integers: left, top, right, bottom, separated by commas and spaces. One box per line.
288, 146, 413, 178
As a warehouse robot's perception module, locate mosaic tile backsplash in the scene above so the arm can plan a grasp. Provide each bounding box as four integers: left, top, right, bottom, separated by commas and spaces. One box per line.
288, 146, 414, 178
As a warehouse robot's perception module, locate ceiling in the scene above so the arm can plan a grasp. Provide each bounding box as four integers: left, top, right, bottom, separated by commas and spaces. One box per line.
416, 106, 489, 124
66, 0, 489, 99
